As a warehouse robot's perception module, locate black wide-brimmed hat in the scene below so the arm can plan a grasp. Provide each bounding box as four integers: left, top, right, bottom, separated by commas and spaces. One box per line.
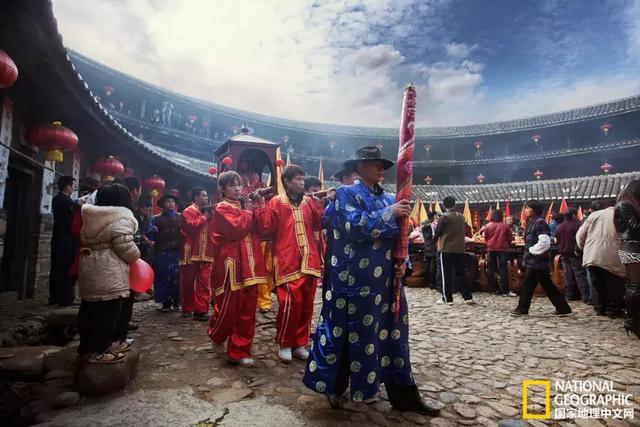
157, 194, 179, 208
334, 168, 354, 181
343, 145, 394, 171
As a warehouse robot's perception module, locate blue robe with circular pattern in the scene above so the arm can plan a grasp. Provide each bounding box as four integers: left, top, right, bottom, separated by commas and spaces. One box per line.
302, 181, 414, 401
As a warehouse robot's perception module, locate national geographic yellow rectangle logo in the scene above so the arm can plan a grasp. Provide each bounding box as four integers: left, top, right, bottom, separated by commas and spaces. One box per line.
522, 380, 551, 419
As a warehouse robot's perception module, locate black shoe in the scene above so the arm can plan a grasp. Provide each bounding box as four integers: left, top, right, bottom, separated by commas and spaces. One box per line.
160, 302, 171, 312
595, 310, 608, 316
510, 309, 528, 316
552, 310, 572, 316
192, 312, 209, 321
386, 383, 441, 416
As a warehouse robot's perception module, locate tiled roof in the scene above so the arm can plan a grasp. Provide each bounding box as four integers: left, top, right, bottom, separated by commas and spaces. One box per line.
358, 172, 640, 204
69, 51, 640, 141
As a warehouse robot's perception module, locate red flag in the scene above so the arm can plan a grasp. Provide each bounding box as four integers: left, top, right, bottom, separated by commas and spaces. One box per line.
485, 206, 493, 222
505, 199, 511, 218
545, 201, 555, 223
393, 84, 417, 321
577, 206, 583, 221
559, 198, 568, 214
520, 202, 528, 227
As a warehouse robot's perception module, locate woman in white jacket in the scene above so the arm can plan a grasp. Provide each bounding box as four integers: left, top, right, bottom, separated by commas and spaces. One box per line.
576, 206, 625, 317
78, 183, 140, 363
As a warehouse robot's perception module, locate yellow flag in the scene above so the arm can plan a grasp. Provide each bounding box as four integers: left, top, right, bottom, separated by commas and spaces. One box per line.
434, 200, 443, 214
410, 198, 424, 225
318, 157, 324, 190
463, 200, 473, 230
418, 199, 427, 224
275, 148, 284, 195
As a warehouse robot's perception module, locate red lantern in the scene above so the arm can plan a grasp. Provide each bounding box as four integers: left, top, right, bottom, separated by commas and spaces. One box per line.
534, 169, 544, 180
169, 188, 180, 197
424, 143, 432, 152
600, 122, 612, 135
27, 121, 78, 162
282, 136, 289, 143
476, 173, 485, 184
0, 49, 18, 89
143, 175, 166, 198
208, 166, 217, 175
424, 176, 432, 185
104, 85, 115, 96
474, 140, 482, 149
187, 115, 197, 123
94, 156, 124, 181
600, 162, 613, 174
222, 156, 233, 166
532, 134, 541, 144
275, 159, 284, 167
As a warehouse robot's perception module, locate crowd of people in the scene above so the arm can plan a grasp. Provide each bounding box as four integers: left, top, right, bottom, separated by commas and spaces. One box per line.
46, 144, 639, 411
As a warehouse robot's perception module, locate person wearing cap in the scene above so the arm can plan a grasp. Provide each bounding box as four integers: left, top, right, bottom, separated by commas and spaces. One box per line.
334, 168, 359, 186
303, 146, 440, 415
147, 194, 182, 312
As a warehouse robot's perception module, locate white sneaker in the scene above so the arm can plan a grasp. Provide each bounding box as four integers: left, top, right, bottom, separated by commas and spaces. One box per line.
293, 346, 309, 360
278, 347, 292, 363
508, 291, 518, 297
464, 298, 477, 305
228, 356, 255, 367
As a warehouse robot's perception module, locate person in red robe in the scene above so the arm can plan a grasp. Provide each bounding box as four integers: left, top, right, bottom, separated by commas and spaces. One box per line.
179, 187, 215, 321
254, 165, 323, 363
207, 171, 268, 367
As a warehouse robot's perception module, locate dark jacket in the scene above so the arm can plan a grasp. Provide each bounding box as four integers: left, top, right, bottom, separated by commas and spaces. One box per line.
149, 211, 182, 252
555, 218, 581, 257
422, 222, 436, 257
524, 215, 551, 270
484, 220, 513, 252
434, 209, 466, 254
614, 201, 640, 253
51, 193, 78, 258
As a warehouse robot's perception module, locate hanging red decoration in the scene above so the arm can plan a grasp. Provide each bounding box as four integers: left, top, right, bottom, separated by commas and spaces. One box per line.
94, 156, 124, 181
169, 188, 180, 197
282, 136, 289, 143
104, 85, 115, 96
143, 175, 166, 198
275, 159, 284, 167
531, 134, 541, 144
534, 169, 544, 180
208, 166, 217, 175
0, 49, 18, 89
187, 115, 197, 123
222, 156, 233, 166
27, 121, 78, 162
600, 162, 613, 174
476, 173, 485, 184
424, 176, 432, 185
424, 143, 432, 152
474, 140, 482, 149
600, 122, 612, 135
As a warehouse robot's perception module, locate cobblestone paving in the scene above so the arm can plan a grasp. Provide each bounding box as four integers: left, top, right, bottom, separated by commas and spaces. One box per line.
108, 287, 639, 426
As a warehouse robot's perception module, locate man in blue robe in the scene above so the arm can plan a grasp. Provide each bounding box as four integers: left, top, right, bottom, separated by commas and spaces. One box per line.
303, 146, 441, 415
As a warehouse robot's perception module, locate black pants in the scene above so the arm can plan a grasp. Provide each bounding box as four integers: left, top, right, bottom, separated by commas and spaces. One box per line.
487, 251, 510, 294
423, 255, 437, 288
114, 291, 135, 342
588, 266, 625, 315
78, 298, 124, 355
48, 249, 76, 306
440, 253, 472, 302
516, 268, 571, 314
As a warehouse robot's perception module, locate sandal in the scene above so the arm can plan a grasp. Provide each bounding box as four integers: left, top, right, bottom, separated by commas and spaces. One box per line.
112, 340, 134, 353
89, 351, 126, 364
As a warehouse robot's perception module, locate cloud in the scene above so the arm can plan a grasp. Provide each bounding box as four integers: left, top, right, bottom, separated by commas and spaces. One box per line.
51, 0, 639, 129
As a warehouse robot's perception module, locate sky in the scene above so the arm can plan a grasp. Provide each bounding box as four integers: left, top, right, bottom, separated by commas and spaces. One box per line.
53, 0, 640, 128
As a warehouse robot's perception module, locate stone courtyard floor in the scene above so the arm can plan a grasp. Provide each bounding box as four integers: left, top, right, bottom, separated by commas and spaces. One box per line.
43, 288, 640, 426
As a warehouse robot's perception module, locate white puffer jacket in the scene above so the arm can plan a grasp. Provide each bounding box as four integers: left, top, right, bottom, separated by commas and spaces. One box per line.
576, 207, 625, 277
79, 205, 140, 301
